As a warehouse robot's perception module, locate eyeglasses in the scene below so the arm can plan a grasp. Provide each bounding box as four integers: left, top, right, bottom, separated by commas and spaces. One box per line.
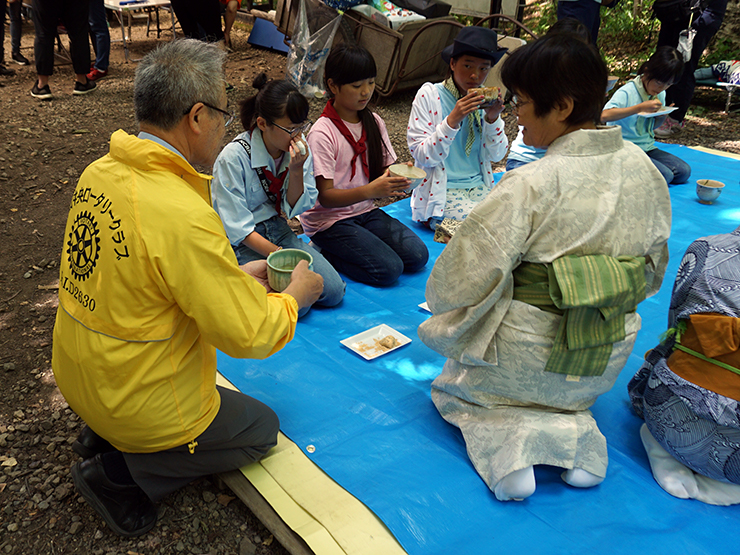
270, 119, 312, 137
184, 102, 234, 127
510, 95, 532, 115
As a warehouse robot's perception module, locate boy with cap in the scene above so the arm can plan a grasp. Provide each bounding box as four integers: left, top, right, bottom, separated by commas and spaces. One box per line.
406, 26, 509, 236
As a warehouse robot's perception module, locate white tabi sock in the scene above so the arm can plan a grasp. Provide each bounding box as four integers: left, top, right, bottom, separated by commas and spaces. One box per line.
561, 467, 604, 488
493, 466, 536, 501
693, 474, 740, 506
640, 423, 699, 499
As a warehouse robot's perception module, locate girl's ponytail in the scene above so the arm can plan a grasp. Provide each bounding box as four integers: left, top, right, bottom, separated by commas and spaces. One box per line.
359, 108, 386, 182
239, 73, 309, 131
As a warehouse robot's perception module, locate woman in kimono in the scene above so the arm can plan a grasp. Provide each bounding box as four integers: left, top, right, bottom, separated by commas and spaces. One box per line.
418, 34, 672, 501
629, 227, 740, 505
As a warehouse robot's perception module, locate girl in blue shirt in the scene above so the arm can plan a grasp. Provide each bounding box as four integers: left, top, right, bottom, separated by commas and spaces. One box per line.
602, 47, 691, 185
212, 73, 345, 312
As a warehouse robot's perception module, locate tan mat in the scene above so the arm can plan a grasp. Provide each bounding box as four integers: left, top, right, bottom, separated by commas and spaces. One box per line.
688, 145, 740, 160
217, 374, 407, 555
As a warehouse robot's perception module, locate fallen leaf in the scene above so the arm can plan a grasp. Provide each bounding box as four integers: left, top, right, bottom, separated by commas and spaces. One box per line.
217, 493, 235, 507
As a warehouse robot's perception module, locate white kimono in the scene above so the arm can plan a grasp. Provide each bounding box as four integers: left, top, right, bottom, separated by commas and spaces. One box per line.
418, 126, 671, 489
407, 82, 508, 223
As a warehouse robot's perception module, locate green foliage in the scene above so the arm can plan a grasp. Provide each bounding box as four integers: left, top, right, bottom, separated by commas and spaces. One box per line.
523, 0, 660, 78
701, 36, 736, 67
453, 14, 477, 26
527, 0, 557, 35
598, 0, 656, 43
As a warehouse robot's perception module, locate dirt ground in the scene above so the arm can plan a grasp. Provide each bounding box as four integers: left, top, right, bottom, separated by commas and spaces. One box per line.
1, 10, 739, 555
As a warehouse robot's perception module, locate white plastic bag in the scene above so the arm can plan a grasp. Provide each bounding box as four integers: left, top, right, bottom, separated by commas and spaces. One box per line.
285, 0, 343, 97
677, 28, 696, 62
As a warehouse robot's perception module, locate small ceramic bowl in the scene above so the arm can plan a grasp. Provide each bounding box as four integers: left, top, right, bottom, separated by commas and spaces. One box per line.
266, 249, 313, 292
696, 179, 725, 205
389, 164, 426, 191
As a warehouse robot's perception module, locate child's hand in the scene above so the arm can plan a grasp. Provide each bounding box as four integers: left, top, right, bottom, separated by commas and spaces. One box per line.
484, 91, 504, 121
288, 138, 308, 170
367, 169, 410, 199
637, 99, 663, 113
447, 91, 485, 129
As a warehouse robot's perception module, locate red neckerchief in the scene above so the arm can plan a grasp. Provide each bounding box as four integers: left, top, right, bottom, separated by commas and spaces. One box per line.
320, 99, 369, 180
261, 166, 288, 213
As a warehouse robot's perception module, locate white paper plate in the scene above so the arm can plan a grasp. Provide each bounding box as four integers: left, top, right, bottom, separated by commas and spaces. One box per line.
636, 106, 678, 118
340, 324, 412, 360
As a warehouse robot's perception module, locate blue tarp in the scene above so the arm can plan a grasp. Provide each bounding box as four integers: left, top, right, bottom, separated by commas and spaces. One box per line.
220, 144, 740, 555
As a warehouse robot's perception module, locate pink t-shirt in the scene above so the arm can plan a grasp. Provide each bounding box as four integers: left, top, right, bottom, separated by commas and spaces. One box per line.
301, 113, 397, 237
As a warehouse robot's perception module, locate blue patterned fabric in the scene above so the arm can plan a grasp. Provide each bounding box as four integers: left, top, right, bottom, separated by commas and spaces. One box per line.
628, 226, 740, 484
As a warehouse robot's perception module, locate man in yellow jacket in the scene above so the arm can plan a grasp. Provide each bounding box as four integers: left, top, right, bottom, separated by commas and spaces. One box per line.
52, 39, 323, 537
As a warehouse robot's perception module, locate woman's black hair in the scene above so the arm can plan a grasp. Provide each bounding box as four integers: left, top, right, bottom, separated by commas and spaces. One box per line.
639, 46, 684, 85
500, 33, 607, 126
239, 72, 310, 131
323, 44, 388, 181
545, 17, 591, 44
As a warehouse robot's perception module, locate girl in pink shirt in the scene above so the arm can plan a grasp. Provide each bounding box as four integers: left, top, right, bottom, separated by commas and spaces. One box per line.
302, 44, 428, 286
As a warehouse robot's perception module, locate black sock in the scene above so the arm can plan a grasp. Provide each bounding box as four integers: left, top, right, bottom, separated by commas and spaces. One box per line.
101, 451, 136, 485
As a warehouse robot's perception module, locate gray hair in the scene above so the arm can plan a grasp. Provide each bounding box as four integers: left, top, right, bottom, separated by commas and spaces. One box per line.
134, 39, 228, 130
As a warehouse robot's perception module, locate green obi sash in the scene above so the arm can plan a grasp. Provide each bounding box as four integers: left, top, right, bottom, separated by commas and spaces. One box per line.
513, 255, 647, 377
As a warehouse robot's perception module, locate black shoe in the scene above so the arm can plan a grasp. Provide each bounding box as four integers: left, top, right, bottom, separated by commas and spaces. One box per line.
31, 83, 52, 99
73, 425, 115, 459
0, 65, 15, 77
73, 79, 97, 95
71, 454, 157, 537
12, 52, 29, 66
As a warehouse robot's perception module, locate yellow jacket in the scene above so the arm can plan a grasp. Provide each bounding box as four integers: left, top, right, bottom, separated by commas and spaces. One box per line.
52, 130, 298, 453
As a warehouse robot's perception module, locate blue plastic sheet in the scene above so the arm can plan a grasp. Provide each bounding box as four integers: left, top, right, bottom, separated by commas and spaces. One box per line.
219, 144, 740, 555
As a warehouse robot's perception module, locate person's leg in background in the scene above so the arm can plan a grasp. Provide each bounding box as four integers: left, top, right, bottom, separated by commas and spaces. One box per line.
31, 0, 58, 97
170, 0, 223, 42
169, 0, 202, 39
665, 27, 714, 125
61, 0, 96, 94
557, 0, 601, 46
0, 0, 16, 76
222, 0, 241, 49
87, 0, 110, 81
200, 0, 225, 42
9, 0, 29, 66
652, 1, 688, 49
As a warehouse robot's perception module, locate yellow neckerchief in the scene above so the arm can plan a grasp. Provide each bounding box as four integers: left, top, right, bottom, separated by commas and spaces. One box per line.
443, 77, 481, 156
